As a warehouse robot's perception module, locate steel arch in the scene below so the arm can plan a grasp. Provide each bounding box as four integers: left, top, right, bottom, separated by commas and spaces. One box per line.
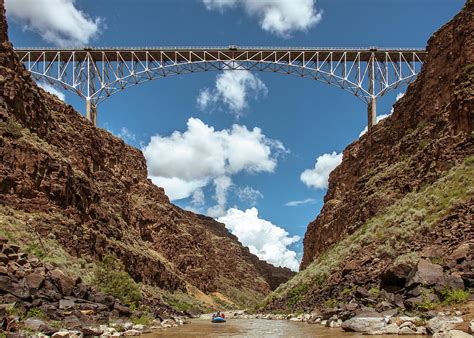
15, 47, 426, 128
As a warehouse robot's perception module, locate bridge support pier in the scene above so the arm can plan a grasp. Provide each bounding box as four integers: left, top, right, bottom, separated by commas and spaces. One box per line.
367, 97, 377, 131
85, 98, 97, 126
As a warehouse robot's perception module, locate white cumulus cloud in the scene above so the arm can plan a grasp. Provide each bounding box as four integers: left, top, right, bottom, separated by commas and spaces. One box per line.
300, 151, 342, 190
191, 189, 205, 207
116, 127, 137, 143
143, 118, 285, 213
284, 198, 316, 207
6, 0, 102, 47
37, 82, 65, 101
218, 207, 300, 271
207, 176, 233, 218
236, 186, 263, 206
198, 70, 268, 116
202, 0, 322, 37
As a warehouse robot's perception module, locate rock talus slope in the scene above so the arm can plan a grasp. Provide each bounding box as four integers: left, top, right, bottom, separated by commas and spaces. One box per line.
0, 0, 293, 307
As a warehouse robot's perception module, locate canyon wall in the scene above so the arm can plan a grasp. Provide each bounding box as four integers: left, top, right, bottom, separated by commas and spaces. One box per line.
301, 1, 473, 269
0, 1, 293, 308
263, 1, 472, 313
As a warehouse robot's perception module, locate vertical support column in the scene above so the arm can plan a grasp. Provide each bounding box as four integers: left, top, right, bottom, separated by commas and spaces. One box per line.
367, 52, 377, 131
85, 52, 98, 126
86, 97, 92, 121
368, 96, 377, 129
85, 97, 97, 126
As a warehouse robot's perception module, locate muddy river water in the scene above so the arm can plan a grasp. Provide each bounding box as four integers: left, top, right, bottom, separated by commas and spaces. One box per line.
144, 319, 419, 337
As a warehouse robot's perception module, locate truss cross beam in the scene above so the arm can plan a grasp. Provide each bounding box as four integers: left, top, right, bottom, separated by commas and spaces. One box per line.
15, 46, 427, 129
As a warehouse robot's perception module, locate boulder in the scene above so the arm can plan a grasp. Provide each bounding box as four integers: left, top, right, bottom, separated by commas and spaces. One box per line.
444, 274, 465, 290
39, 304, 61, 320
23, 318, 48, 331
450, 243, 471, 262
124, 329, 141, 336
49, 269, 75, 296
355, 287, 371, 298
342, 260, 360, 276
52, 331, 81, 338
390, 316, 422, 325
469, 320, 473, 334
92, 293, 115, 309
71, 283, 88, 299
59, 298, 75, 310
341, 313, 388, 334
1, 278, 30, 300
399, 326, 417, 335
383, 323, 400, 334
0, 254, 8, 265
132, 324, 145, 331
381, 262, 414, 288
406, 259, 445, 287
427, 316, 464, 334
343, 303, 359, 311
161, 319, 177, 328
405, 292, 439, 310
25, 273, 44, 289
36, 280, 62, 301
113, 302, 131, 316
2, 244, 20, 255
63, 315, 83, 330
433, 330, 472, 338
82, 327, 104, 336
393, 294, 405, 308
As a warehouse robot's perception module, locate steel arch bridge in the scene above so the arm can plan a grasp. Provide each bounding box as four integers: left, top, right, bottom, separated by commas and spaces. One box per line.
14, 46, 427, 130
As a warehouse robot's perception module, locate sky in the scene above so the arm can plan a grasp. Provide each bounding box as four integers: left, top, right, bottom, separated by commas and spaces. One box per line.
5, 0, 464, 271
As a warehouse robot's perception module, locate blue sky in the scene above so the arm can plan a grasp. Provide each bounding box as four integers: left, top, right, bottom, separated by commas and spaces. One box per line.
6, 0, 464, 270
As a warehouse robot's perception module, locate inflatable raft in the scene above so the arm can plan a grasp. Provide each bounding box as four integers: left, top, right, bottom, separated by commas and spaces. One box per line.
211, 316, 226, 323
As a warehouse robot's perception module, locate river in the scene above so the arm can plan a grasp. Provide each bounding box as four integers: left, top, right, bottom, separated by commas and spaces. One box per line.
144, 319, 419, 337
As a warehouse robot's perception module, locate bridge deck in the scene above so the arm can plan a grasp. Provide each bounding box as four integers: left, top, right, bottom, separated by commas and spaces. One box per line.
14, 47, 427, 63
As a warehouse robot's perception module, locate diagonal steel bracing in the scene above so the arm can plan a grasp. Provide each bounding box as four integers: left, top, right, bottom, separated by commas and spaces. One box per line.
14, 46, 427, 129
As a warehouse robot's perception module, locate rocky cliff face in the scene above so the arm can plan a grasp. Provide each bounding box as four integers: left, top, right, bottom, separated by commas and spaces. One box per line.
262, 1, 473, 315
301, 1, 473, 269
0, 1, 293, 309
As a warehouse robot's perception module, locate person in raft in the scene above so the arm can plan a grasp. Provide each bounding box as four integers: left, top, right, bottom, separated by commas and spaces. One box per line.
213, 312, 225, 319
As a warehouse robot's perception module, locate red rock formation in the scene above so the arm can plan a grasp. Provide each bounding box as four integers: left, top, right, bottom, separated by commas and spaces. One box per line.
0, 0, 293, 305
301, 1, 473, 269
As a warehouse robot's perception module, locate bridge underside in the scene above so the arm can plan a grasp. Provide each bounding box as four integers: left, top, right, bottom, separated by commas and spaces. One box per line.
15, 47, 426, 130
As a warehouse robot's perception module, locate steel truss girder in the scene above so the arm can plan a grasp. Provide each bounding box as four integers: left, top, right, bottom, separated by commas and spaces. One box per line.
15, 47, 426, 124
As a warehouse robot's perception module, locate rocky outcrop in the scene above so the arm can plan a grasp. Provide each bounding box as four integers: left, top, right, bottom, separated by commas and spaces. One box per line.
301, 0, 473, 269
0, 0, 293, 313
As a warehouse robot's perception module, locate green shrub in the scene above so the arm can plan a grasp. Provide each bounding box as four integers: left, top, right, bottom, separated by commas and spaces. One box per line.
287, 283, 308, 308
26, 307, 46, 319
92, 255, 142, 307
131, 313, 154, 326
369, 287, 380, 297
430, 256, 445, 265
340, 287, 355, 297
0, 118, 23, 139
324, 298, 339, 308
394, 252, 420, 266
440, 288, 470, 305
